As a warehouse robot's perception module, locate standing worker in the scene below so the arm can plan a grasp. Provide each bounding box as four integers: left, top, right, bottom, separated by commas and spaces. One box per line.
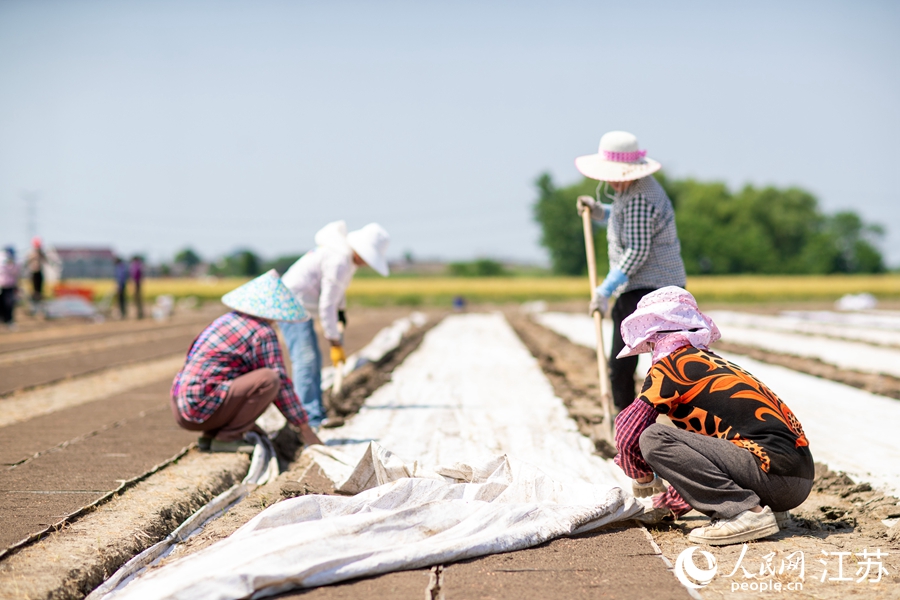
1, 247, 20, 330
575, 131, 686, 412
114, 257, 129, 319
130, 255, 144, 319
170, 270, 322, 452
281, 221, 390, 429
25, 237, 47, 314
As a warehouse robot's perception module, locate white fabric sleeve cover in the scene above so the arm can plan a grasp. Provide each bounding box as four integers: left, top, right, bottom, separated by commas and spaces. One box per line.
318, 255, 351, 341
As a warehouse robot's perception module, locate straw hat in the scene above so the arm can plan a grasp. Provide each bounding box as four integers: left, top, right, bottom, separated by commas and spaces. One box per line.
221, 269, 309, 322
347, 223, 391, 277
575, 131, 661, 182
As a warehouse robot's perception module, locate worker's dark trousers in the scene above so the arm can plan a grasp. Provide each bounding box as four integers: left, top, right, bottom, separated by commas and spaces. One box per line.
171, 368, 280, 442
133, 281, 143, 319
0, 287, 15, 324
117, 285, 127, 318
609, 288, 655, 411
31, 271, 43, 303
639, 424, 814, 520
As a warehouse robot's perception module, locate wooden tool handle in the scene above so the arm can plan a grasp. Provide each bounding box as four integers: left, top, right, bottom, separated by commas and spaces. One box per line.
582, 209, 614, 441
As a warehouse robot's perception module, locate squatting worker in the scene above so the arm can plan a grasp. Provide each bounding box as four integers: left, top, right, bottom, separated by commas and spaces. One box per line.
170, 270, 322, 452
281, 221, 390, 429
614, 287, 814, 546
574, 131, 686, 412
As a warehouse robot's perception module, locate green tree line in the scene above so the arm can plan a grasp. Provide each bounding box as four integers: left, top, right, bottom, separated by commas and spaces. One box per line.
534, 172, 885, 276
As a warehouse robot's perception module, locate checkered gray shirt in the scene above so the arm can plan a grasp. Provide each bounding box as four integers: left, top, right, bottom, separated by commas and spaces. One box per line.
606, 176, 686, 293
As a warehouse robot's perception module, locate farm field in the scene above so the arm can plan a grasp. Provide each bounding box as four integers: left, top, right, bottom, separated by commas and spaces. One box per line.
63, 273, 900, 305
2, 302, 899, 599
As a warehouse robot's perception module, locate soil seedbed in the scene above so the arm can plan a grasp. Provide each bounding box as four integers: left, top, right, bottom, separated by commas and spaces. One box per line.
0, 451, 248, 600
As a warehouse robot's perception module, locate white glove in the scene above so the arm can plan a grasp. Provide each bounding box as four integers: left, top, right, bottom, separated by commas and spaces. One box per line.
589, 293, 608, 317
576, 195, 598, 216
632, 474, 667, 498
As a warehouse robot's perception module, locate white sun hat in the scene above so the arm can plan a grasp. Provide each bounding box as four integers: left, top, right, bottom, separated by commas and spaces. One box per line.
347, 223, 391, 277
575, 131, 661, 182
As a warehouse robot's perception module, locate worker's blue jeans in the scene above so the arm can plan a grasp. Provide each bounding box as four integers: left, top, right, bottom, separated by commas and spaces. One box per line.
279, 319, 325, 428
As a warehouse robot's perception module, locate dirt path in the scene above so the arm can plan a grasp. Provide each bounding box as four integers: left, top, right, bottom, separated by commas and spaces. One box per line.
520, 312, 900, 598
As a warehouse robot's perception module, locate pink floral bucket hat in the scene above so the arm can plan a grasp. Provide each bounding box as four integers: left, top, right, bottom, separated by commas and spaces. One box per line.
618, 286, 721, 363
221, 269, 308, 322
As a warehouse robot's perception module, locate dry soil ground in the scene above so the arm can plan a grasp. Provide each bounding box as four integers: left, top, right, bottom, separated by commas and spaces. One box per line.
8, 302, 894, 600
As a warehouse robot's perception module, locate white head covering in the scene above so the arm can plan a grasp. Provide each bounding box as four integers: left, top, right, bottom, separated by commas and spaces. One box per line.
617, 286, 720, 363
575, 131, 661, 182
347, 223, 390, 277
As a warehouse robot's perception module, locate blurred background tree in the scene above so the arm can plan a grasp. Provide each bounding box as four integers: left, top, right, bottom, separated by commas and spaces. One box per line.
174, 248, 202, 272
263, 254, 304, 275
535, 172, 885, 276
209, 249, 261, 277
533, 173, 608, 275
447, 258, 509, 277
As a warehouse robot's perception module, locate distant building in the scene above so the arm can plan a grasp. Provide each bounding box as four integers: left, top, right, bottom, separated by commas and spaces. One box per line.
56, 247, 117, 279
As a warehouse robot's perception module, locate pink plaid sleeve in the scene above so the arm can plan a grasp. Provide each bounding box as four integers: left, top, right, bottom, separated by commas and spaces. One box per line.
654, 486, 692, 517
253, 327, 309, 427
614, 399, 657, 478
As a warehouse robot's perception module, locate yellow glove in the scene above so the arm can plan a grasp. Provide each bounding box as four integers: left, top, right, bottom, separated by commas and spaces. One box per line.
330, 345, 346, 365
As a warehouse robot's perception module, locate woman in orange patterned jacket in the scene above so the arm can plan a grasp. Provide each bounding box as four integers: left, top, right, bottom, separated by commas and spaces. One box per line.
613, 286, 814, 546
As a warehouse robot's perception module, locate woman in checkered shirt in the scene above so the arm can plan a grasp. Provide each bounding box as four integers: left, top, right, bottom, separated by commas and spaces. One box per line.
575, 131, 687, 411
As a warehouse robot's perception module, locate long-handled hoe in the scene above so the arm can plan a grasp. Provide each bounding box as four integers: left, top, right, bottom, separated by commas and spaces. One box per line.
581, 208, 616, 457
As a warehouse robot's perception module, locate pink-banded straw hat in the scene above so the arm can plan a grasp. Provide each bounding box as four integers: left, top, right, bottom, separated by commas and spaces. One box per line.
575, 131, 661, 182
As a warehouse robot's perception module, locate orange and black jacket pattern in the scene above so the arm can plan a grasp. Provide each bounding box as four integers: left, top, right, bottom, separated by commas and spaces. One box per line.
639, 346, 813, 478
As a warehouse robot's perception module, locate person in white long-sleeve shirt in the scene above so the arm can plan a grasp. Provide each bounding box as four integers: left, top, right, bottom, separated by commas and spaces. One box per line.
280, 221, 390, 428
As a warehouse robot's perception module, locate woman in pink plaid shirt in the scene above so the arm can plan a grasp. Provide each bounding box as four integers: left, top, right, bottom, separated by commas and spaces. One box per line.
171, 271, 322, 453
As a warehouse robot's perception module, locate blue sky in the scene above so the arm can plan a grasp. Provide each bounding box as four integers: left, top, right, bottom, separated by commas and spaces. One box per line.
1, 1, 898, 266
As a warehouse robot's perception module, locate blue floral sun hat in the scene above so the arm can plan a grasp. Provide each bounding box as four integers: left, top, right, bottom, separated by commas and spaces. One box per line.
221, 269, 308, 322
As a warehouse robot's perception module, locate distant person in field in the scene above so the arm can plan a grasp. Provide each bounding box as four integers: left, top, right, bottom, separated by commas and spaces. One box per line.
281, 221, 391, 429
130, 255, 144, 319
25, 237, 48, 314
170, 270, 322, 452
114, 257, 129, 319
614, 287, 813, 546
575, 131, 686, 412
1, 247, 20, 329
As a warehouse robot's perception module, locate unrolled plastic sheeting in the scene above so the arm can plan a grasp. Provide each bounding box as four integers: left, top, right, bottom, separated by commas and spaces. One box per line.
43, 297, 100, 319
533, 312, 652, 379
781, 309, 900, 330
320, 311, 428, 390
712, 322, 900, 378
257, 312, 429, 435
707, 310, 900, 348
107, 313, 639, 599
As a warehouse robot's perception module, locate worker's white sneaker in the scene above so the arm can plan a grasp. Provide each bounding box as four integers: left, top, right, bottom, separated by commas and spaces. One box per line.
774, 511, 791, 529
688, 506, 779, 546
